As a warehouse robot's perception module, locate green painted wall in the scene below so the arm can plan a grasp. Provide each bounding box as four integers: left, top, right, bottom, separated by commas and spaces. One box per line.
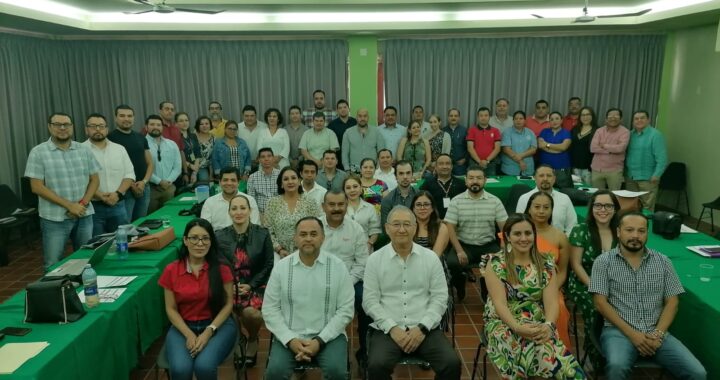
347, 36, 378, 124
657, 24, 720, 219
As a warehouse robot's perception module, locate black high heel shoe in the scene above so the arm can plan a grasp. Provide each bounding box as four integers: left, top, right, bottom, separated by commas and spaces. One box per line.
244, 338, 259, 367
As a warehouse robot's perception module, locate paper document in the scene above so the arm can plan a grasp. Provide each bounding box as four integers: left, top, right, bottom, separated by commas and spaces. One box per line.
97, 275, 137, 288
612, 190, 648, 197
686, 246, 720, 258
571, 174, 582, 183
485, 178, 500, 183
78, 287, 128, 303
179, 196, 195, 202
680, 224, 699, 233
0, 342, 50, 374
576, 187, 599, 194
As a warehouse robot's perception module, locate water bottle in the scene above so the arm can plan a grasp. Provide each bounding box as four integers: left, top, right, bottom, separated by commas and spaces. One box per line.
116, 225, 129, 260
82, 264, 99, 308
196, 185, 210, 203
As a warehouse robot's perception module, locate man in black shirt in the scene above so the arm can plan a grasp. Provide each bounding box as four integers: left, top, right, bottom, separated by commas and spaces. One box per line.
107, 104, 154, 221
327, 99, 356, 171
420, 154, 466, 219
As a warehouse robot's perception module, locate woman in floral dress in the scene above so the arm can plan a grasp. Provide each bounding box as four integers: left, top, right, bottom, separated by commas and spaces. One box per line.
484, 213, 585, 379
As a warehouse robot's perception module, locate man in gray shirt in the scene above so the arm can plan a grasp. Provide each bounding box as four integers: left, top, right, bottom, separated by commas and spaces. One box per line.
342, 108, 385, 173
379, 161, 418, 226
286, 105, 309, 170
316, 150, 348, 193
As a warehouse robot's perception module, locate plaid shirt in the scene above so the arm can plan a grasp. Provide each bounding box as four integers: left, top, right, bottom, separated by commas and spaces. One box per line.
247, 168, 280, 213
589, 247, 685, 332
24, 139, 101, 221
302, 108, 337, 127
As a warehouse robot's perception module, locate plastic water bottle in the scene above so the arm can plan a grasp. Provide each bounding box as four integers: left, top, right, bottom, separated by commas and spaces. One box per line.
82, 264, 99, 308
116, 226, 129, 260
196, 185, 210, 203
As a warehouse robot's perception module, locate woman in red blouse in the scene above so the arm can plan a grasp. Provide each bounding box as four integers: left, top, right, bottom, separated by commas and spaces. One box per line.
158, 218, 236, 380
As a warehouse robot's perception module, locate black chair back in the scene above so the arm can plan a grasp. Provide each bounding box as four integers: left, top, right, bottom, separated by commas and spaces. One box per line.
20, 177, 39, 208
505, 183, 532, 213
0, 185, 26, 218
659, 162, 687, 191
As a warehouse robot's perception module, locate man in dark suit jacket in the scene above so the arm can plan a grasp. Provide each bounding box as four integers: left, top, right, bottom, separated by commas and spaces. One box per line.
420, 154, 466, 219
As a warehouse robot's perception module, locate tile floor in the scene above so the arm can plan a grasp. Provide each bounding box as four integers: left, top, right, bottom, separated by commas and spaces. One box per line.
2, 212, 713, 379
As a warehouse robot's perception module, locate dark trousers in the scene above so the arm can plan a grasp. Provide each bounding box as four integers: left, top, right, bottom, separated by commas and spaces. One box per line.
446, 240, 499, 297
366, 328, 461, 380
354, 281, 370, 355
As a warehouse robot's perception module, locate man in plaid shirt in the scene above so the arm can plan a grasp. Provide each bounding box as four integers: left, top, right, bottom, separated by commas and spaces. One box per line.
590, 212, 706, 379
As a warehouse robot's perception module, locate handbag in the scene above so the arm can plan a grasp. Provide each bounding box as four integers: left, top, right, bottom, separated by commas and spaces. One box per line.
24, 278, 86, 324
129, 227, 176, 251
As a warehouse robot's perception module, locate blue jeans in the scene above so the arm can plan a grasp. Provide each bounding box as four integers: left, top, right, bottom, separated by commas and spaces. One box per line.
165, 318, 238, 380
124, 186, 150, 222
91, 200, 128, 236
265, 336, 347, 380
601, 326, 706, 380
40, 216, 93, 271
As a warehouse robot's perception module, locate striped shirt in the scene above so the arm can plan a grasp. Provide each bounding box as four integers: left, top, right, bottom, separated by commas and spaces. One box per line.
24, 139, 101, 221
444, 190, 508, 245
262, 250, 355, 345
247, 168, 280, 213
589, 247, 685, 332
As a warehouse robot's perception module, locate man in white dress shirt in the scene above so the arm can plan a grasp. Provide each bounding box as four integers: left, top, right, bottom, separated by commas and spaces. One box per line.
363, 206, 460, 380
374, 149, 397, 191
515, 165, 577, 235
262, 216, 354, 380
299, 159, 327, 208
82, 113, 135, 235
321, 191, 370, 365
200, 167, 259, 229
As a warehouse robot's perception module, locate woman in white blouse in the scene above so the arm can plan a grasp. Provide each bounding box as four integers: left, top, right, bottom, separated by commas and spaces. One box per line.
343, 175, 381, 254
257, 108, 290, 169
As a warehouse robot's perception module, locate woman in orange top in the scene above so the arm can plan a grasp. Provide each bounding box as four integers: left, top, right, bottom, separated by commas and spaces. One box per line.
523, 191, 573, 348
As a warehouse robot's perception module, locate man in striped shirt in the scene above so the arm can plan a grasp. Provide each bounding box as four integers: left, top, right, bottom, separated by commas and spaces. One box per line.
590, 212, 706, 380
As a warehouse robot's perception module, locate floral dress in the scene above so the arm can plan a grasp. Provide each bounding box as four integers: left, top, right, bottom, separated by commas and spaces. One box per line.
232, 232, 264, 310
568, 222, 615, 372
428, 132, 445, 162
263, 194, 322, 253
361, 179, 387, 210
484, 253, 585, 380
198, 135, 214, 170
402, 138, 427, 174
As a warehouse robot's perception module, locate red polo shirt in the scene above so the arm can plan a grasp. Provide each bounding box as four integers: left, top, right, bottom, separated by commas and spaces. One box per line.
526, 116, 550, 137
466, 125, 501, 160
141, 122, 185, 151
159, 259, 233, 321
562, 114, 578, 131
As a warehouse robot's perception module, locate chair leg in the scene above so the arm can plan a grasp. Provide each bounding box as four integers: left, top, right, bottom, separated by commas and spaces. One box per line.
711, 209, 715, 232
696, 207, 706, 229
572, 306, 581, 365
471, 343, 483, 380
684, 191, 690, 216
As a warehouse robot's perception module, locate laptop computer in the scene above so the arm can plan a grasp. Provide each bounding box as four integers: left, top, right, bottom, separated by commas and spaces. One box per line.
44, 238, 114, 280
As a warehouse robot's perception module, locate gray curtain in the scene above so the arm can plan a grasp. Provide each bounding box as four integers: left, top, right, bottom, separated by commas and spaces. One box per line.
381, 35, 665, 128
0, 33, 347, 193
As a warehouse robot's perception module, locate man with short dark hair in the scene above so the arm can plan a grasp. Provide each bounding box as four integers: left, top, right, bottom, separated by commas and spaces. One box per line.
238, 104, 268, 162
563, 97, 582, 131
590, 212, 706, 380
411, 105, 431, 135
443, 108, 468, 176
82, 113, 135, 236
26, 112, 100, 271
155, 100, 185, 152
625, 111, 668, 211
299, 159, 327, 208
590, 108, 630, 190
380, 160, 418, 226
201, 167, 260, 229
341, 108, 385, 172
467, 107, 502, 176
527, 99, 551, 136
316, 150, 347, 193
146, 114, 182, 213
515, 165, 577, 235
327, 99, 357, 156
286, 105, 309, 170
303, 89, 337, 126
108, 104, 154, 221
489, 98, 513, 133
299, 113, 340, 168
263, 216, 354, 380
378, 106, 406, 157
420, 154, 466, 219
247, 147, 280, 215
208, 100, 228, 138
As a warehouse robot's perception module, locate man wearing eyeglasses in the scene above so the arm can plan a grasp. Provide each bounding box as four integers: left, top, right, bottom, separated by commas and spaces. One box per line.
146, 114, 182, 213
208, 101, 228, 138
25, 112, 101, 271
82, 113, 135, 236
363, 205, 460, 379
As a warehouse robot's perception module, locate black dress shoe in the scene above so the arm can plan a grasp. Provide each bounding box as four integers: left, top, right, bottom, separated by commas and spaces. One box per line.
466, 270, 477, 283
244, 353, 258, 367
419, 363, 431, 371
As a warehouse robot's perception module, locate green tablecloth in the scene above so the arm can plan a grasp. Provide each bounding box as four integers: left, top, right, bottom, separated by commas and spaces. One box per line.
574, 206, 720, 377
163, 180, 247, 206
415, 175, 536, 203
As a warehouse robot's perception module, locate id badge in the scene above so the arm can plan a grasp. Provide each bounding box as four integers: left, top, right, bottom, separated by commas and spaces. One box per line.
443, 197, 450, 209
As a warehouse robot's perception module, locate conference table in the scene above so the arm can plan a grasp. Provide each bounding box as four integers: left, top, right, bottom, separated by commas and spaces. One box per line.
0, 180, 718, 379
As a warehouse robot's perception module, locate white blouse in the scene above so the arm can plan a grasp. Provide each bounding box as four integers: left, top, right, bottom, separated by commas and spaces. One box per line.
257, 127, 290, 169
345, 199, 381, 237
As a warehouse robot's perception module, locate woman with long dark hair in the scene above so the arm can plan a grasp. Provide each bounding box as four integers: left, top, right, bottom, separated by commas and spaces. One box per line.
568, 190, 620, 370
176, 112, 201, 186
484, 214, 584, 379
193, 116, 214, 182
397, 120, 432, 180
158, 218, 237, 380
570, 107, 599, 185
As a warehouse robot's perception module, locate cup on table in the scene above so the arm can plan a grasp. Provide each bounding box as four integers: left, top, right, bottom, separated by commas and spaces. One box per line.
160, 215, 171, 229
699, 264, 714, 282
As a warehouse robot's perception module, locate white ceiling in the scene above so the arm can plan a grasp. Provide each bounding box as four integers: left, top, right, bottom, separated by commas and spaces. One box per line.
1, 0, 719, 35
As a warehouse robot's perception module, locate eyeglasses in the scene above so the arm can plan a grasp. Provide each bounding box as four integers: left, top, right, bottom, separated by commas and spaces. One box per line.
87, 124, 107, 130
592, 203, 615, 211
50, 122, 72, 129
187, 236, 211, 245
414, 202, 432, 209
226, 127, 238, 131
388, 222, 415, 230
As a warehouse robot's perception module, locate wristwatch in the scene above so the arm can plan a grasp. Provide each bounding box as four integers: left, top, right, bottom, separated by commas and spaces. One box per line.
418, 324, 430, 335
116, 191, 125, 199
545, 143, 551, 149
206, 324, 217, 335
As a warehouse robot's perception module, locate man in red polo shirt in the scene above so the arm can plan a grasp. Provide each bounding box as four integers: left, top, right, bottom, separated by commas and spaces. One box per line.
563, 97, 582, 131
526, 99, 550, 136
466, 107, 502, 176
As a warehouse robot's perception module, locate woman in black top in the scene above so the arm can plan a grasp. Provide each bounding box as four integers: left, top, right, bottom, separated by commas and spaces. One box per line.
569, 107, 598, 185
215, 194, 274, 367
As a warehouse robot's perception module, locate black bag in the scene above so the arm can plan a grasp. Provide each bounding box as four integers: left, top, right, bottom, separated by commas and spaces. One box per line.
559, 187, 592, 206
138, 219, 164, 229
652, 211, 682, 240
24, 278, 86, 323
